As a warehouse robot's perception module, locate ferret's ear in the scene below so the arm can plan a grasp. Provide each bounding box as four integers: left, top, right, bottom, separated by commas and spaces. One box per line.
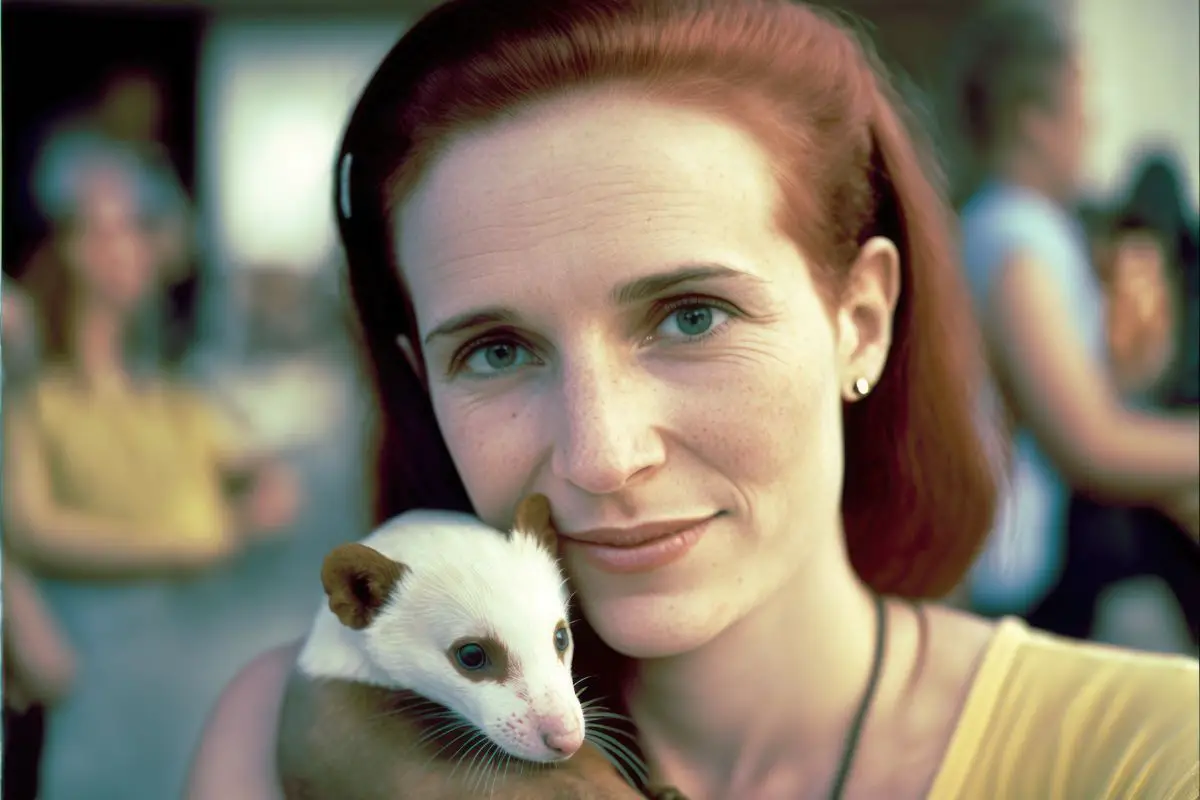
512, 493, 557, 551
320, 543, 409, 630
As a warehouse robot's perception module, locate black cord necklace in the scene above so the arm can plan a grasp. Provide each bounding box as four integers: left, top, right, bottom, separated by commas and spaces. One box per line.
827, 592, 888, 800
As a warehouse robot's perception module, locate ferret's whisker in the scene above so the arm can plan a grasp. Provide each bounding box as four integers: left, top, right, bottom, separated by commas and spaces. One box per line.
587, 725, 646, 779
586, 729, 648, 785
585, 731, 645, 788
420, 714, 473, 749
476, 742, 500, 795
498, 752, 513, 794
582, 704, 637, 726
360, 695, 453, 725
462, 739, 484, 793
416, 718, 469, 746
387, 696, 445, 717
486, 752, 500, 799
587, 726, 644, 768
427, 719, 472, 758
447, 727, 486, 767
585, 719, 641, 745
428, 723, 483, 767
466, 738, 499, 796
447, 730, 487, 780
580, 702, 646, 785
482, 743, 504, 796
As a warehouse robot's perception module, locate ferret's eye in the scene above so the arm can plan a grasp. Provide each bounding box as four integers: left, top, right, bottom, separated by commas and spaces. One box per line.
553, 625, 571, 653
455, 643, 488, 671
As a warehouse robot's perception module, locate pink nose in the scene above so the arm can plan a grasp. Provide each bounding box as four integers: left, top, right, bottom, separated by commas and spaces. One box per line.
540, 722, 583, 757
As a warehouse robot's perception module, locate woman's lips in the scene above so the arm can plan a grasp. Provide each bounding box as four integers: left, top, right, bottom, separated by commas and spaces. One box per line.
560, 515, 715, 574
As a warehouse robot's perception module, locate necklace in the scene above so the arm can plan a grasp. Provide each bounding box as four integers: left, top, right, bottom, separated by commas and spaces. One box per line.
827, 592, 888, 800
642, 593, 889, 800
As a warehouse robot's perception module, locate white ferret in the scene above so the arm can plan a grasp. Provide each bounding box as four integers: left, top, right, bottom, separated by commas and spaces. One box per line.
277, 494, 679, 799
296, 493, 582, 761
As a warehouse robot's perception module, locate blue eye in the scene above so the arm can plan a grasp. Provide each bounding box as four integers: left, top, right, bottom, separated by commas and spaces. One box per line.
455, 643, 489, 670
554, 625, 571, 653
656, 304, 730, 340
462, 340, 535, 376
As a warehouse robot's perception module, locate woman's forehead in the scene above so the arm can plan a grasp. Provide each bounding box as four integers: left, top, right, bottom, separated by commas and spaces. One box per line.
393, 92, 789, 326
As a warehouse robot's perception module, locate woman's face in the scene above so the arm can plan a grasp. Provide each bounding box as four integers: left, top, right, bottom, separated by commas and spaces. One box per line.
62, 167, 156, 315
395, 91, 898, 658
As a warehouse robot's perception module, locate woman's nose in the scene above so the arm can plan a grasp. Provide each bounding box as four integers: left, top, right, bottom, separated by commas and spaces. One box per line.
549, 353, 665, 495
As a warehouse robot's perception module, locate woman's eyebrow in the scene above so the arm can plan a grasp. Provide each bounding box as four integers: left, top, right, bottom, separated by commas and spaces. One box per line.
610, 263, 764, 305
422, 263, 764, 346
423, 308, 518, 346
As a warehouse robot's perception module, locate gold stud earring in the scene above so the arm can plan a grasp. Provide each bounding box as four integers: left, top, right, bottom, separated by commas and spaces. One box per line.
851, 377, 871, 399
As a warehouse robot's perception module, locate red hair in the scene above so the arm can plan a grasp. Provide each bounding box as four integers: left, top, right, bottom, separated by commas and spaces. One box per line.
339, 0, 997, 601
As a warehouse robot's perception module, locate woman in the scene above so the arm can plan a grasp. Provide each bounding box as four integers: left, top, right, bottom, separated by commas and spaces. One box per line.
3, 137, 299, 800
189, 2, 1199, 798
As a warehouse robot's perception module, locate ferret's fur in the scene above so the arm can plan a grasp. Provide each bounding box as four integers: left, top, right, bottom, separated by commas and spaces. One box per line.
277, 495, 679, 799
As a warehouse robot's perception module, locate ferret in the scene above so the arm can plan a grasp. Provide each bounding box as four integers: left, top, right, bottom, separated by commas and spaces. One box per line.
277, 494, 686, 799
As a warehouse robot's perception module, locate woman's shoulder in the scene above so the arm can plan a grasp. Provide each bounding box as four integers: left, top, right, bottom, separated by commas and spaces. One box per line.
186, 642, 301, 800
930, 613, 1199, 800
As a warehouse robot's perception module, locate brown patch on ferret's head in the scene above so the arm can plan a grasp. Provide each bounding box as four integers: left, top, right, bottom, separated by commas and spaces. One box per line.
320, 543, 408, 630
445, 636, 513, 683
513, 492, 558, 552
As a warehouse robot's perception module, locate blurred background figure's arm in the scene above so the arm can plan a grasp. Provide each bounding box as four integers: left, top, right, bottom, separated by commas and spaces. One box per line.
190, 393, 304, 539
986, 253, 1200, 537
2, 557, 76, 709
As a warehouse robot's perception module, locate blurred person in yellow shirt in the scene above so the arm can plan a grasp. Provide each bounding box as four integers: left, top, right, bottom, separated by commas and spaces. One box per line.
3, 134, 300, 800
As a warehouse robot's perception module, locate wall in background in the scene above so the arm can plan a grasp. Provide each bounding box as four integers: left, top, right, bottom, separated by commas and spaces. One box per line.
1069, 0, 1200, 210
198, 16, 407, 276
194, 15, 408, 354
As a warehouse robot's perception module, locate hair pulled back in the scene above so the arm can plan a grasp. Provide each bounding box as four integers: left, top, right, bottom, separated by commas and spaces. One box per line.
336, 0, 996, 602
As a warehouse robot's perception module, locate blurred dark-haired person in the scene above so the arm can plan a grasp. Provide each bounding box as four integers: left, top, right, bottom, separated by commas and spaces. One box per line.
947, 4, 1200, 622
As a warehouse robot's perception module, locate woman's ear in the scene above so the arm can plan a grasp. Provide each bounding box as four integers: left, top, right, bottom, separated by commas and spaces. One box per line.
396, 335, 427, 386
835, 236, 901, 400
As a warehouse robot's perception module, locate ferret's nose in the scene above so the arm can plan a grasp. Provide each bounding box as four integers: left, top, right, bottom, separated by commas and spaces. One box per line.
540, 723, 584, 757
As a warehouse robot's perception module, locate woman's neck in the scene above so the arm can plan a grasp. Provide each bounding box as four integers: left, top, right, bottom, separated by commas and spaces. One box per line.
627, 539, 885, 795
72, 302, 129, 390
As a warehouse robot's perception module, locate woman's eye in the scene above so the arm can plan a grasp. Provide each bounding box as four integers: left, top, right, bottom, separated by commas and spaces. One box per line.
462, 340, 535, 376
655, 304, 731, 340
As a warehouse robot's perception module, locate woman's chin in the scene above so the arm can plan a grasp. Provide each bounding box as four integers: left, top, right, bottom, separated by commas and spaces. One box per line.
579, 591, 728, 660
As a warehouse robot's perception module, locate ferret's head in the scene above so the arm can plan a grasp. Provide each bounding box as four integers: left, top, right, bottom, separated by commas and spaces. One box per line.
320, 494, 585, 764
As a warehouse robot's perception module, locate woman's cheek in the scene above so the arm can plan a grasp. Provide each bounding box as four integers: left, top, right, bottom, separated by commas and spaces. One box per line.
433, 384, 545, 525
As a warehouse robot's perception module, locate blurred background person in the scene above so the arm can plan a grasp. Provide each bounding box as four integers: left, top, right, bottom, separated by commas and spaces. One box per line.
31, 67, 196, 369
1041, 150, 1200, 654
94, 66, 199, 363
3, 136, 301, 800
945, 3, 1199, 649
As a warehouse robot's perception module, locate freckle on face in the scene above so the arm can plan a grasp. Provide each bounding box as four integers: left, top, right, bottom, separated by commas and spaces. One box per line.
396, 90, 849, 658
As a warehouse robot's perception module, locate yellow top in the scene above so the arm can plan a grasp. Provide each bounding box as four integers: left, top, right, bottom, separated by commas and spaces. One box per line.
7, 369, 237, 537
929, 617, 1199, 800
